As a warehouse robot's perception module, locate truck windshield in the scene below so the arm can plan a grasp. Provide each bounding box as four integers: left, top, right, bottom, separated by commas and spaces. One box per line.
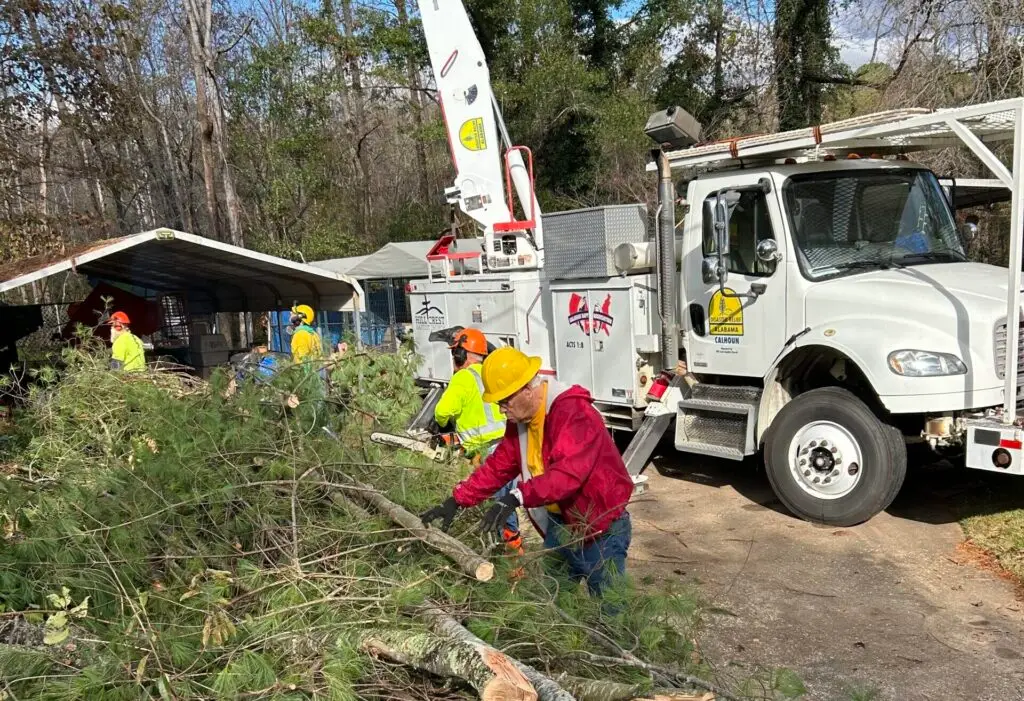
782, 168, 966, 279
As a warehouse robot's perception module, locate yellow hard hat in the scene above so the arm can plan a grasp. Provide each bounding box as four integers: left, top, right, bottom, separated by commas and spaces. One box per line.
291, 304, 315, 324
481, 346, 542, 403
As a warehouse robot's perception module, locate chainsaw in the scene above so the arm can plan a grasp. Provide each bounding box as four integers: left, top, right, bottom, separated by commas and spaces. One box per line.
370, 430, 459, 462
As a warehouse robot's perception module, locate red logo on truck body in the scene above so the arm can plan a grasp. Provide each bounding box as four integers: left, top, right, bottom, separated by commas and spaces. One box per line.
568, 293, 613, 336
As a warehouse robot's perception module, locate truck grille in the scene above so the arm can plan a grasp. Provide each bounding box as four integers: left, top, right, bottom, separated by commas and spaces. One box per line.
995, 321, 1024, 408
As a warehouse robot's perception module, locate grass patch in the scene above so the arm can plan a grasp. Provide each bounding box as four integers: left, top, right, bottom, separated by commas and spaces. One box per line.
954, 473, 1024, 583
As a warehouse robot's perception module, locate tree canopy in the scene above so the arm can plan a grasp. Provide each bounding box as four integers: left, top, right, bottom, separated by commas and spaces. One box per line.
1, 0, 1021, 278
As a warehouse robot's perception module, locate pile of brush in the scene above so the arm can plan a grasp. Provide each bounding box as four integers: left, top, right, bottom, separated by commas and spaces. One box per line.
0, 343, 780, 700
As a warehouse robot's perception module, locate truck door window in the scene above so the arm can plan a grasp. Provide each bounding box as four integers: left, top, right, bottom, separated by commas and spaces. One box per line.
702, 190, 778, 277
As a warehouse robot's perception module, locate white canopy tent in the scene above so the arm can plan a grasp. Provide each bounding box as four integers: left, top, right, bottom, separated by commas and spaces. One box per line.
313, 239, 482, 280
313, 254, 368, 276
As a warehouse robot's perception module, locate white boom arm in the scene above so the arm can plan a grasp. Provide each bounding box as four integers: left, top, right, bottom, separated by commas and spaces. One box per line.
417, 0, 544, 271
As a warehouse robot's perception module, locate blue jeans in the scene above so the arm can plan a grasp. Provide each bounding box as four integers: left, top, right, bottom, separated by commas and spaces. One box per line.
543, 512, 631, 596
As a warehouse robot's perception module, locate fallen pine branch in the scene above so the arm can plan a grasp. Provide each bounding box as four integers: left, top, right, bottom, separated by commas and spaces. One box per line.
359, 626, 537, 700
563, 652, 739, 701
554, 674, 715, 701
338, 481, 494, 582
420, 604, 576, 701
328, 486, 374, 521
551, 607, 675, 688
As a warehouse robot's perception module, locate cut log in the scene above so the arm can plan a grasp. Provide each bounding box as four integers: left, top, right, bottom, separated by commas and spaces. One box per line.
338, 481, 494, 581
420, 605, 576, 701
360, 627, 536, 701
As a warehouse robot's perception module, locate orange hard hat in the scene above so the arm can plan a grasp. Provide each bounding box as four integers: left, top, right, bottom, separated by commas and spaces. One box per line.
109, 311, 130, 326
449, 328, 489, 356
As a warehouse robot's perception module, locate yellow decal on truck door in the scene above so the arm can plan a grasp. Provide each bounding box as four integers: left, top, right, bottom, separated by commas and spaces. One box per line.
709, 289, 744, 336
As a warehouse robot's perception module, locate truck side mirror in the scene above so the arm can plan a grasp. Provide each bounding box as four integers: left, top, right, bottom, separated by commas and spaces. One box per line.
961, 216, 979, 243
713, 195, 730, 256
712, 192, 731, 286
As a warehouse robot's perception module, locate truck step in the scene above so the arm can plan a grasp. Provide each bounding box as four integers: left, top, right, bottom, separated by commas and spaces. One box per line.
623, 412, 673, 476
676, 410, 747, 452
689, 383, 761, 402
673, 440, 745, 461
674, 384, 760, 459
678, 396, 754, 415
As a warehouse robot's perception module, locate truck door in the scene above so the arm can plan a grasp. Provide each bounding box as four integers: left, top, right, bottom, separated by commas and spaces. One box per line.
683, 175, 789, 377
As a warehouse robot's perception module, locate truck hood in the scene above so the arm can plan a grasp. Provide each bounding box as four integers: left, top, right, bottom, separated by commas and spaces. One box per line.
803, 262, 1014, 402
805, 263, 1012, 322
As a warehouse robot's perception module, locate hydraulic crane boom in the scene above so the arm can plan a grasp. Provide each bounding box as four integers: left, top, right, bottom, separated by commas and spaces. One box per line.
417, 0, 544, 271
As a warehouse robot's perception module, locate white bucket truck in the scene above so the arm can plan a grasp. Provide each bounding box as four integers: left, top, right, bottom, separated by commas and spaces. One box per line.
410, 0, 1024, 526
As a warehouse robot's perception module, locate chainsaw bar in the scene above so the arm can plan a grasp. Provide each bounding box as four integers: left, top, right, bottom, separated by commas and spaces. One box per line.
370, 432, 447, 461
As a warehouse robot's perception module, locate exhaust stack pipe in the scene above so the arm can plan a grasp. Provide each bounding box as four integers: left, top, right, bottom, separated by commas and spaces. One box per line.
644, 106, 701, 373
653, 149, 679, 371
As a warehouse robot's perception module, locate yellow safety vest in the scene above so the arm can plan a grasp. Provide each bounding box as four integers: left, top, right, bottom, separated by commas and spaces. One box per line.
434, 364, 507, 455
111, 331, 145, 372
291, 324, 323, 364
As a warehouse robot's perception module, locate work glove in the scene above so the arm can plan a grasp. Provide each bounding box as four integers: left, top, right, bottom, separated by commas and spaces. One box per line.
479, 493, 521, 539
420, 496, 460, 532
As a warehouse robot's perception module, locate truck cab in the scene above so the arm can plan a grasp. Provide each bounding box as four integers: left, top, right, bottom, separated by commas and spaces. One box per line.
668, 156, 1015, 524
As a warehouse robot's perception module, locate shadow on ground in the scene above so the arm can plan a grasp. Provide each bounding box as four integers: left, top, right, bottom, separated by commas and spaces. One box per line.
643, 438, 1024, 527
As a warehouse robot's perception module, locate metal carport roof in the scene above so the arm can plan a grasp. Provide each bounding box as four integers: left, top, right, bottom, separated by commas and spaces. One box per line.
0, 228, 363, 313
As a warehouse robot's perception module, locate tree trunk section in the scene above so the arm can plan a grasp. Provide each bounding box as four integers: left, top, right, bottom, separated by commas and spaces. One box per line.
193, 59, 220, 239
339, 483, 493, 581
120, 32, 192, 232
37, 124, 49, 218
341, 0, 372, 240
360, 627, 537, 701
420, 606, 576, 701
396, 0, 431, 203
183, 0, 239, 244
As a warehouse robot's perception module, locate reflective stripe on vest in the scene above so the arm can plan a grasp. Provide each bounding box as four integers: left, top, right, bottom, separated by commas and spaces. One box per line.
456, 367, 506, 441
515, 380, 570, 538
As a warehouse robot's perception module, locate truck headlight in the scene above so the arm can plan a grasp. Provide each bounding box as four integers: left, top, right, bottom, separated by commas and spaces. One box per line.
887, 350, 967, 377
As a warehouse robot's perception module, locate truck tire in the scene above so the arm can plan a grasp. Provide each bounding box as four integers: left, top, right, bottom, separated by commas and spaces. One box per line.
764, 387, 907, 527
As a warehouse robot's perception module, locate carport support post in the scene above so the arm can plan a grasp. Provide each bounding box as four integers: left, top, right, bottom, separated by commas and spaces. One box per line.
386, 277, 398, 352
353, 291, 363, 350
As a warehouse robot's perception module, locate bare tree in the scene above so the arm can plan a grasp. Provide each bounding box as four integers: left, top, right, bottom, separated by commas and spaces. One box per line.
182, 0, 244, 246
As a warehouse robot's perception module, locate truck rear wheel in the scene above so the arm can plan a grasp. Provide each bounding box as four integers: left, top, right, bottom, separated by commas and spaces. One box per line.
764, 387, 907, 527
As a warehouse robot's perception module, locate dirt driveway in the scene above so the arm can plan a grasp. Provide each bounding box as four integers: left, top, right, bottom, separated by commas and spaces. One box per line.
629, 454, 1024, 700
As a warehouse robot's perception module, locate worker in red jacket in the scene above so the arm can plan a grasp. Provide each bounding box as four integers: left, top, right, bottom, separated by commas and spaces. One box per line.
421, 346, 633, 595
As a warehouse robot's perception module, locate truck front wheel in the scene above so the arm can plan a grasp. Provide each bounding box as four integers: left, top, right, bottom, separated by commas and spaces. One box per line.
764, 387, 907, 527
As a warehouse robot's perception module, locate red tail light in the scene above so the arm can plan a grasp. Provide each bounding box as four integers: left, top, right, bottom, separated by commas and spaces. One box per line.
647, 371, 672, 400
